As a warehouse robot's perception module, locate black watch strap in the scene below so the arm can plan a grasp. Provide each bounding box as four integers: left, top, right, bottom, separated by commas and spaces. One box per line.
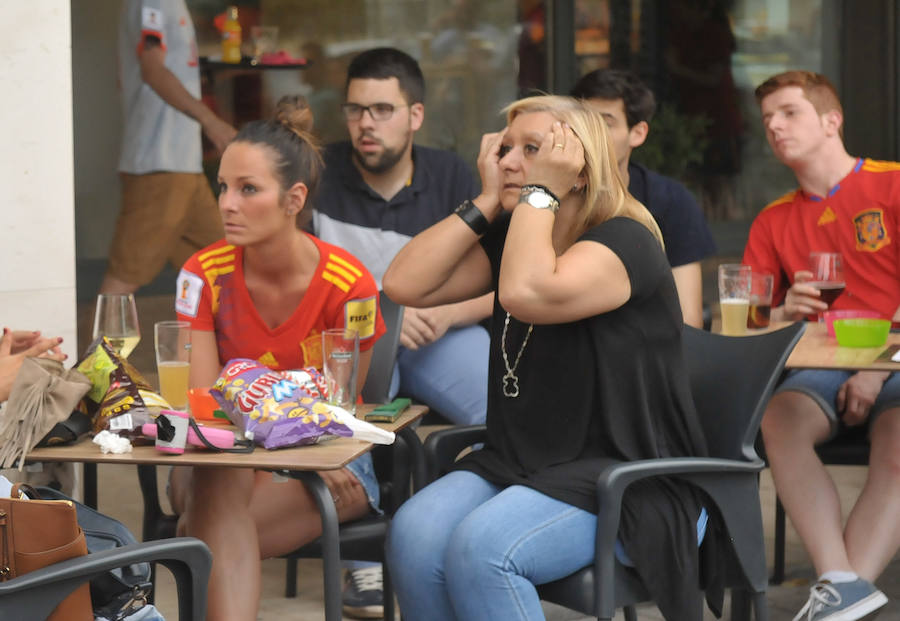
454, 199, 490, 237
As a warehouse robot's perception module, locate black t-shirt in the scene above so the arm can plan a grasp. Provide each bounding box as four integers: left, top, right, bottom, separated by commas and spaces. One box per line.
454, 214, 717, 619
457, 215, 708, 512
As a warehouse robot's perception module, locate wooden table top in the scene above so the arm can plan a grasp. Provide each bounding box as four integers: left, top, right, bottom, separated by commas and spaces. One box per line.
782, 322, 900, 370
25, 404, 427, 471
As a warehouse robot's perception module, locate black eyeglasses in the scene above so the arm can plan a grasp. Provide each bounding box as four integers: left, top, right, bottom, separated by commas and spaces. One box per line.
341, 102, 408, 122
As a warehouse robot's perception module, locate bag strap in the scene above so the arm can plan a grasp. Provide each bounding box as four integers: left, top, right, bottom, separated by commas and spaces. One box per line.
9, 483, 41, 500
188, 418, 254, 453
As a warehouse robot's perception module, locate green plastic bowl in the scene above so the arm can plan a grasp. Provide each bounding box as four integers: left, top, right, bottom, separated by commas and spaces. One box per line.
832, 318, 890, 348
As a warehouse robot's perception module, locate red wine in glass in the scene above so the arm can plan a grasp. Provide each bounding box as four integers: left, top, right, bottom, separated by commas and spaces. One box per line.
812, 282, 846, 306
809, 252, 845, 319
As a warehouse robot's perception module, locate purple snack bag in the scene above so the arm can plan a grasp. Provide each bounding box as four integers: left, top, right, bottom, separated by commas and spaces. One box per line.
210, 359, 352, 449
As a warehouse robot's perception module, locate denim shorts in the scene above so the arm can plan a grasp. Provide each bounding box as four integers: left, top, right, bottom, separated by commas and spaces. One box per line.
167, 453, 382, 515
345, 452, 382, 515
775, 369, 900, 439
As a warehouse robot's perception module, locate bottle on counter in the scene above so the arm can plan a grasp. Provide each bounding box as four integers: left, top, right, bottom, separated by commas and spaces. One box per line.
222, 6, 242, 63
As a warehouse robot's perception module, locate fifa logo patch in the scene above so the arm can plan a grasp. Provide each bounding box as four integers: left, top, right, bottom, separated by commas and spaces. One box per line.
853, 209, 890, 252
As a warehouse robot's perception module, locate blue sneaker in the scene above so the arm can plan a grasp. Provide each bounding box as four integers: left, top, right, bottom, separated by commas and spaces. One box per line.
792, 579, 888, 621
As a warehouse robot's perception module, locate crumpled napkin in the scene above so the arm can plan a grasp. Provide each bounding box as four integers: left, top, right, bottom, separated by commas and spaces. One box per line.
93, 430, 132, 454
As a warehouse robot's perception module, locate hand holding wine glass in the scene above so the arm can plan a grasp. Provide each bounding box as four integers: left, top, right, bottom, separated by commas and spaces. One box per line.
92, 294, 141, 358
809, 252, 845, 320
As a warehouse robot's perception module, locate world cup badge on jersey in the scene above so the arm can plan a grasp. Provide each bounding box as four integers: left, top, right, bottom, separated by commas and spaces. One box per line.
854, 208, 890, 252
175, 270, 204, 317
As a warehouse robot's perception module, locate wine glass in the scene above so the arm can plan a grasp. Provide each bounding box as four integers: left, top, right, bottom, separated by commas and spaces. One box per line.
92, 293, 141, 358
809, 252, 845, 321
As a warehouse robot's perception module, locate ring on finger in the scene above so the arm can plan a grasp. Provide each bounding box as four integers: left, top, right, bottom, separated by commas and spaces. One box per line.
554, 143, 564, 149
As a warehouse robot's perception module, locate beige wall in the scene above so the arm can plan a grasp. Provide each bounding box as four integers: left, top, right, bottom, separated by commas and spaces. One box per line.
0, 2, 77, 359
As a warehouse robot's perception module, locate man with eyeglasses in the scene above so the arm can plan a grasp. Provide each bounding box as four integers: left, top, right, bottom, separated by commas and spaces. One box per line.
312, 46, 491, 620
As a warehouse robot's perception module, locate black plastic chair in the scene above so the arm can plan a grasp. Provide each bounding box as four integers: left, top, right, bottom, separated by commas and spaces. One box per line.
769, 425, 869, 584
137, 293, 411, 621
421, 322, 805, 621
0, 537, 211, 621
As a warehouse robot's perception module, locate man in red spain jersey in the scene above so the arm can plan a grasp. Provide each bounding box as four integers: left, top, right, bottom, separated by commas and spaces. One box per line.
743, 71, 900, 620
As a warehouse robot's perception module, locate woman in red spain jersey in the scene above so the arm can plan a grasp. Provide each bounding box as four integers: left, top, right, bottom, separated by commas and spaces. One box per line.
170, 96, 385, 621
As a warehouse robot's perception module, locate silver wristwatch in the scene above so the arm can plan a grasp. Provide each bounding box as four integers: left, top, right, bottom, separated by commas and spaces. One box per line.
519, 185, 560, 213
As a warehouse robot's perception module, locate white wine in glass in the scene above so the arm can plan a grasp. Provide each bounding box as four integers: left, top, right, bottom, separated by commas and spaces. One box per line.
93, 294, 141, 358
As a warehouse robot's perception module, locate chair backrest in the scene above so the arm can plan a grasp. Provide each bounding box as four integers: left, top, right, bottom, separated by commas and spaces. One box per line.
361, 294, 404, 404
682, 322, 805, 462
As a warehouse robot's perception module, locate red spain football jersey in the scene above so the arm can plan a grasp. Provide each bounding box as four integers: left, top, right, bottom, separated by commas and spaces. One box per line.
743, 158, 900, 318
176, 234, 385, 371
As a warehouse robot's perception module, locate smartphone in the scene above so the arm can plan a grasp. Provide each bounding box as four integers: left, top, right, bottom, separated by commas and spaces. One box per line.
364, 397, 411, 423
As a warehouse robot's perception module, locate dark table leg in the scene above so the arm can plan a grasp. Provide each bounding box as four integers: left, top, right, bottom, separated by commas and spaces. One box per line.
83, 463, 98, 509
292, 471, 341, 621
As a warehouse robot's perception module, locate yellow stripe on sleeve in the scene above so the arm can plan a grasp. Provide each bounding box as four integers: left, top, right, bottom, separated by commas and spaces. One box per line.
322, 271, 350, 292
862, 159, 900, 173
325, 262, 358, 284
201, 254, 236, 270
327, 253, 363, 278
198, 244, 235, 262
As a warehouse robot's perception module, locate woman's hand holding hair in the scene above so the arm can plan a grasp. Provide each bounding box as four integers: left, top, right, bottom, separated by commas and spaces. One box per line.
525, 122, 584, 201
474, 129, 507, 220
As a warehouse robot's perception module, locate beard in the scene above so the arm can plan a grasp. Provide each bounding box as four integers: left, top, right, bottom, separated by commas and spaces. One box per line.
351, 130, 412, 174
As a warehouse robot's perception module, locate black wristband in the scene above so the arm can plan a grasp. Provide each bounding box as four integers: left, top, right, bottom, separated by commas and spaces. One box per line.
454, 199, 490, 237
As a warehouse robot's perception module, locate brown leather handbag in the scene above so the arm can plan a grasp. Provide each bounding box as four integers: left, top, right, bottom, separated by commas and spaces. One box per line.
0, 483, 92, 620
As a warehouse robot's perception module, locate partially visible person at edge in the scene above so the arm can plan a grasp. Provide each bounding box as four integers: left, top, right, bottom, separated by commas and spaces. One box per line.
384, 95, 719, 621
0, 329, 73, 492
570, 68, 716, 328
169, 96, 386, 621
101, 0, 236, 295
0, 329, 66, 404
743, 70, 900, 621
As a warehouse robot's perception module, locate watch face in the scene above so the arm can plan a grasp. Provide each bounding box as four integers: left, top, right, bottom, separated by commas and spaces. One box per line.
525, 191, 552, 209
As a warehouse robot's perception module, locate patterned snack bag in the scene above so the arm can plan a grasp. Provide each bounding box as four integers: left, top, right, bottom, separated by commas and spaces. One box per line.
210, 359, 352, 449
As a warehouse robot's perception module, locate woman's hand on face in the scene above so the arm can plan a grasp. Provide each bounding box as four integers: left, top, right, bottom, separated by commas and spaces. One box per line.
525, 121, 584, 200
475, 129, 506, 215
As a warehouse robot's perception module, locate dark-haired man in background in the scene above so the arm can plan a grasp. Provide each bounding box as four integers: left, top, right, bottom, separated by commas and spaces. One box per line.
570, 69, 716, 328
313, 46, 491, 619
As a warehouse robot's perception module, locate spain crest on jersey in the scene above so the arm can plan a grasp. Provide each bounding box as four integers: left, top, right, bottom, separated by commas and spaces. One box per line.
854, 209, 891, 252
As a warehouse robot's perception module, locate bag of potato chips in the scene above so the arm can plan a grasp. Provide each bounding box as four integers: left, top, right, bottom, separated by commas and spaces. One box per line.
210, 359, 394, 450
75, 337, 169, 433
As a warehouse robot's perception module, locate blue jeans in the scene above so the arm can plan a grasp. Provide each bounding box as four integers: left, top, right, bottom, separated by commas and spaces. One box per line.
390, 324, 489, 425
387, 471, 597, 621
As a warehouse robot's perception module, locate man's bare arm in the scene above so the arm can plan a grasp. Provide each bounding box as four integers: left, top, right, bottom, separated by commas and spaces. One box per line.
138, 38, 236, 153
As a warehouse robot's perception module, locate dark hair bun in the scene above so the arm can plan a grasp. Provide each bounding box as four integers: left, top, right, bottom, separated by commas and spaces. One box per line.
274, 95, 314, 134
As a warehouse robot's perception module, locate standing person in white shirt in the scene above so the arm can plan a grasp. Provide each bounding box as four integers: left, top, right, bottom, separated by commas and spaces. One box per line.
101, 0, 236, 295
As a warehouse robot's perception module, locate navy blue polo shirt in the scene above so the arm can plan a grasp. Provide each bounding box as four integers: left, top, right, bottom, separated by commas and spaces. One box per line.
628, 162, 716, 268
313, 141, 478, 286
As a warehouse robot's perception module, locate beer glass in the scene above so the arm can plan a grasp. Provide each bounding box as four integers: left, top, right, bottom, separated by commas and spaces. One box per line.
718, 264, 751, 336
322, 328, 359, 415
154, 321, 191, 410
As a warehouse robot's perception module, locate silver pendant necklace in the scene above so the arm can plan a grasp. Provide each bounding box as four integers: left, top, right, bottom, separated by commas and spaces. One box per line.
501, 312, 533, 398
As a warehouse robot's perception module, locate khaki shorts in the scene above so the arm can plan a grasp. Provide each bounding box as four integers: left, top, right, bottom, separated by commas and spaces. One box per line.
107, 172, 223, 286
